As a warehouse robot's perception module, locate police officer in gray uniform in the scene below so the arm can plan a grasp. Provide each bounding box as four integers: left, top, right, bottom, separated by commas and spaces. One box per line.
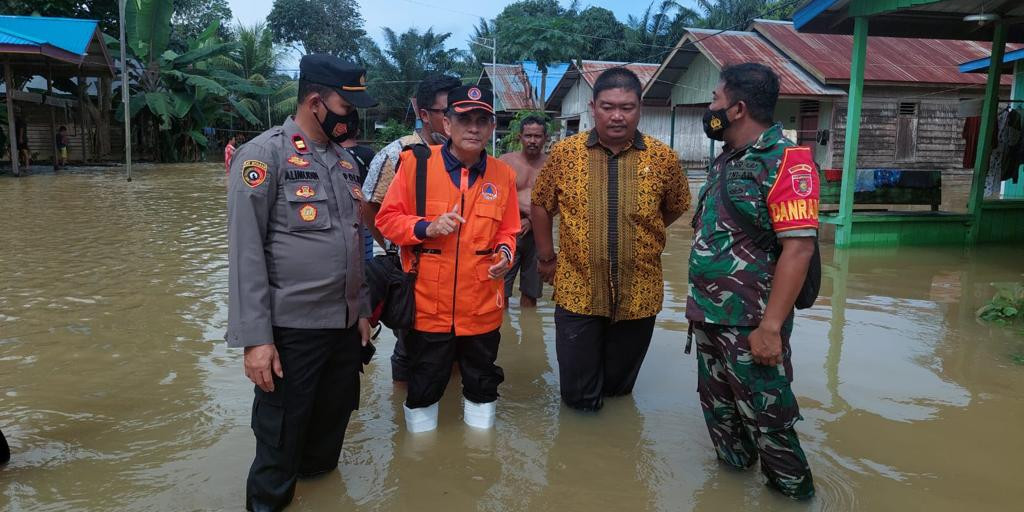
227, 54, 377, 512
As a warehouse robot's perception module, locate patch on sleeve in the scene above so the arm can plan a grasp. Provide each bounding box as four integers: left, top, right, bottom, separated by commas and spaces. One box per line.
766, 146, 819, 233
242, 160, 269, 188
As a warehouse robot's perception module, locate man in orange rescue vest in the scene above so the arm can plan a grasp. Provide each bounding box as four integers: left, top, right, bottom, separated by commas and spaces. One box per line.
376, 85, 519, 432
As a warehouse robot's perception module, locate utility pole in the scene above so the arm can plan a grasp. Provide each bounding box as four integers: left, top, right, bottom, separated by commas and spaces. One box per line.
119, 0, 132, 181
472, 36, 497, 155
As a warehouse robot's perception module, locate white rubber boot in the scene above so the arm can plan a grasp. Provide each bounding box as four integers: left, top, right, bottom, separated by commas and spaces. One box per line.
404, 403, 438, 433
463, 399, 496, 429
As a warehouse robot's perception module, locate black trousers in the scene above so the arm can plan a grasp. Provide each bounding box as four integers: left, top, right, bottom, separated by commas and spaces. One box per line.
390, 328, 409, 381
554, 306, 656, 411
405, 329, 504, 409
246, 326, 362, 512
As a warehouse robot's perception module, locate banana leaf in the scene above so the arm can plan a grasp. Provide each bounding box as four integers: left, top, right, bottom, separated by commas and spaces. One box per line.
209, 69, 274, 95
173, 42, 237, 68
187, 129, 208, 146
145, 92, 172, 129
228, 96, 262, 126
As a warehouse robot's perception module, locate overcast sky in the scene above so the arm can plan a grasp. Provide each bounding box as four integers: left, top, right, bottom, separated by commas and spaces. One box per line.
226, 0, 700, 71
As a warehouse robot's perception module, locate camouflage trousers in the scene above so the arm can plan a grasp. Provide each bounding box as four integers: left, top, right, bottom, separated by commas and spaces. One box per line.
693, 322, 814, 500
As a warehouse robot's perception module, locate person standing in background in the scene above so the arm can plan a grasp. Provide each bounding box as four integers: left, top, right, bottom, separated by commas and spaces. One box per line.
225, 134, 237, 174
340, 111, 377, 262
499, 115, 548, 308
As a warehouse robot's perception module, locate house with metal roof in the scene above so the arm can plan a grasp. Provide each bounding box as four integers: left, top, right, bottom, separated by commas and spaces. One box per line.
644, 20, 1012, 175
1, 15, 115, 176
644, 26, 845, 168
790, 0, 1024, 248
544, 60, 663, 142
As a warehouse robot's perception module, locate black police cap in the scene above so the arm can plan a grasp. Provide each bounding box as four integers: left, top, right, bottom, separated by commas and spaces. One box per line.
299, 54, 378, 108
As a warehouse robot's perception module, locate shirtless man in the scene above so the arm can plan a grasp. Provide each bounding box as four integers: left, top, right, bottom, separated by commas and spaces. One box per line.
499, 115, 549, 308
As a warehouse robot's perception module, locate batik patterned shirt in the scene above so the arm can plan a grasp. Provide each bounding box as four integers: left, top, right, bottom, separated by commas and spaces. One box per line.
533, 129, 690, 321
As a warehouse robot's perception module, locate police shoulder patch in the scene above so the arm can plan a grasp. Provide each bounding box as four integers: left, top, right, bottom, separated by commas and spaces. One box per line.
242, 159, 269, 188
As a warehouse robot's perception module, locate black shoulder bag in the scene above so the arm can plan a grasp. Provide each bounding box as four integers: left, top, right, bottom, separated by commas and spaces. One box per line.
718, 171, 821, 309
365, 144, 431, 329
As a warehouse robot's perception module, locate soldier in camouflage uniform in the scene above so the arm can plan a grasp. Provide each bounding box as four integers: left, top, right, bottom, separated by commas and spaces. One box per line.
686, 63, 818, 499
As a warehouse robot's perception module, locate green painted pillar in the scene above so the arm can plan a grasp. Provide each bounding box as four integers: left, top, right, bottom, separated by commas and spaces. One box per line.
835, 16, 869, 248
1003, 60, 1024, 198
966, 22, 1008, 244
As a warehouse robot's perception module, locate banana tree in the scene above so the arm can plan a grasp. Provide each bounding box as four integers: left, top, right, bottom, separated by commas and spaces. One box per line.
115, 0, 271, 161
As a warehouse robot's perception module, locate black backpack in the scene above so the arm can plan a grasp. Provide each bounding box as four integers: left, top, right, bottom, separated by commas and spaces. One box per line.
718, 168, 821, 309
364, 144, 431, 329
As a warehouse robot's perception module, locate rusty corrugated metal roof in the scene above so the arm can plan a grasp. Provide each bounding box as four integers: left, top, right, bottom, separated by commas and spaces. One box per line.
752, 20, 1019, 86
480, 64, 536, 112
579, 60, 660, 88
687, 28, 844, 97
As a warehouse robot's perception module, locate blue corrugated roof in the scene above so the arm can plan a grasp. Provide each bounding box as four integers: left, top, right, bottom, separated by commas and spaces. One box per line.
0, 15, 98, 55
960, 48, 1024, 73
0, 27, 43, 46
522, 61, 570, 103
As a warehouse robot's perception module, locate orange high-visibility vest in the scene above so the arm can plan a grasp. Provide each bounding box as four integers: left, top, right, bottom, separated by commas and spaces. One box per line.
376, 146, 520, 336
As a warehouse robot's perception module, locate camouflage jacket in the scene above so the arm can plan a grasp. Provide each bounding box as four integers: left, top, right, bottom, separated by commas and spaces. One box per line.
685, 123, 820, 326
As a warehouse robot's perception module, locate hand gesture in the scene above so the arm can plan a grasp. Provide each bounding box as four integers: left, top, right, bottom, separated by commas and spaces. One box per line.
426, 204, 465, 238
488, 251, 511, 280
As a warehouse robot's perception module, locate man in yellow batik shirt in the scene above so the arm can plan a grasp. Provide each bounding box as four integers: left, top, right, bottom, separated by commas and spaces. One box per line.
532, 67, 690, 412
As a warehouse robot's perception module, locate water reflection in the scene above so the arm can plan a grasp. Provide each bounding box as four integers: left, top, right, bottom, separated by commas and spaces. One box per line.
1, 166, 1022, 511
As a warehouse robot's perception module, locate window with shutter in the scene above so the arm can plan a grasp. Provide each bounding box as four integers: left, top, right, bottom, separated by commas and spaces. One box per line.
896, 102, 918, 161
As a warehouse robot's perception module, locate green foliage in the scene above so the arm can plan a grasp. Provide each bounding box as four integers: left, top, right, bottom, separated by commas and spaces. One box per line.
977, 283, 1024, 327
494, 1, 582, 71
374, 119, 413, 151
7, 0, 121, 35
113, 0, 282, 161
268, 0, 365, 59
360, 28, 467, 119
170, 0, 233, 51
499, 110, 557, 154
475, 0, 800, 67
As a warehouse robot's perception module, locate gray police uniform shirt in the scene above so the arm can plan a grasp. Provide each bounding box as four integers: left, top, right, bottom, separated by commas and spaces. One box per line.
227, 117, 370, 348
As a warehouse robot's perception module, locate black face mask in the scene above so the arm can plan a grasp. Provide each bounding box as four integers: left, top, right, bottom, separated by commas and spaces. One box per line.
702, 103, 736, 141
314, 101, 357, 144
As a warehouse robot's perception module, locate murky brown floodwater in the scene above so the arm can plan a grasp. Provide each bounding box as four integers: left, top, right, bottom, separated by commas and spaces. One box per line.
1, 164, 1022, 511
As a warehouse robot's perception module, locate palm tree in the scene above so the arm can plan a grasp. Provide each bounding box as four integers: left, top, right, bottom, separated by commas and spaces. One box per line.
211, 22, 290, 127
626, 1, 700, 62
362, 27, 463, 119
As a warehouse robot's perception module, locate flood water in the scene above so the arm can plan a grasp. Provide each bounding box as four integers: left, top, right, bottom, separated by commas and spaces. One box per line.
1, 164, 1022, 511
